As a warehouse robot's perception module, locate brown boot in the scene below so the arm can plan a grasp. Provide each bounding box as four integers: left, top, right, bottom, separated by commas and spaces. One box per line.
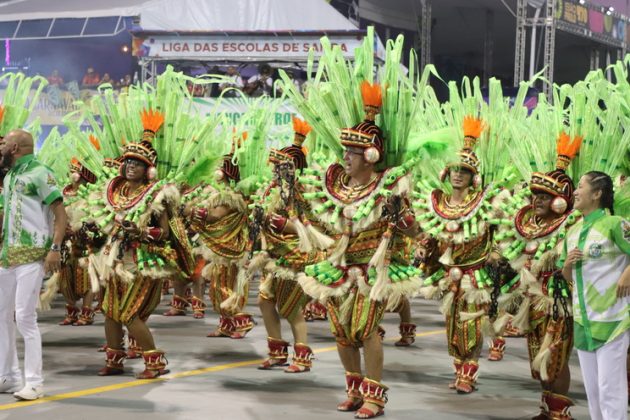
337, 372, 364, 412
207, 316, 235, 337
59, 304, 79, 326
73, 306, 95, 326
163, 295, 189, 316
190, 296, 206, 319
285, 343, 313, 373
230, 313, 254, 339
258, 337, 289, 370
546, 392, 574, 420
394, 323, 416, 347
356, 378, 388, 419
126, 335, 143, 359
97, 348, 126, 376
136, 349, 169, 379
488, 337, 506, 361
456, 361, 479, 394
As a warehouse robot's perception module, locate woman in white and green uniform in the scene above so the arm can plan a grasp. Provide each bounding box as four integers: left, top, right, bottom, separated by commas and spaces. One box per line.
561, 171, 630, 420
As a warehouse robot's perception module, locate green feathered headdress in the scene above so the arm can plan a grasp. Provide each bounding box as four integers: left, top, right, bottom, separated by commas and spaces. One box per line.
0, 72, 47, 137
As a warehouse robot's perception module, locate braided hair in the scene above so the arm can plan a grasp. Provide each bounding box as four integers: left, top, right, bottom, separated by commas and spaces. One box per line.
584, 171, 615, 215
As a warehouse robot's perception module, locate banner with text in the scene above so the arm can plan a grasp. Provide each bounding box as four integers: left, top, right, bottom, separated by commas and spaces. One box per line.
132, 35, 367, 60
556, 0, 627, 46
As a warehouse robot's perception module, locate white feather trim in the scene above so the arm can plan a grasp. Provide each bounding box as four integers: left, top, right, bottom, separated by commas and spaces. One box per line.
439, 246, 454, 265
386, 276, 423, 311
220, 268, 249, 313
115, 262, 135, 284
531, 331, 555, 381
296, 272, 352, 301
459, 310, 485, 321
86, 254, 101, 293
306, 223, 335, 250
369, 265, 389, 302
338, 292, 356, 325
327, 234, 349, 266
510, 296, 531, 332
38, 273, 60, 311
492, 313, 511, 336
291, 217, 313, 252
420, 284, 441, 300
246, 251, 271, 275
439, 291, 455, 315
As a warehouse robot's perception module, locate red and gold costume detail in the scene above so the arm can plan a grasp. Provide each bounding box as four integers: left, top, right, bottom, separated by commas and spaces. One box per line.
416, 117, 511, 394
249, 117, 323, 372
496, 131, 582, 419
190, 184, 253, 339
97, 180, 181, 314
82, 110, 189, 379
296, 82, 422, 416
57, 159, 98, 326
163, 183, 210, 319
298, 163, 418, 344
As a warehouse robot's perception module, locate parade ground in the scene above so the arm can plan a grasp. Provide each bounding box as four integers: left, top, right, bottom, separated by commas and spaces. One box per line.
0, 289, 591, 420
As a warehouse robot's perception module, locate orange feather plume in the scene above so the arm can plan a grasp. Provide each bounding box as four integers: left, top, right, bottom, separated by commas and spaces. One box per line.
556, 131, 583, 158
140, 109, 165, 134
462, 116, 484, 139
360, 81, 383, 108
71, 157, 80, 166
89, 134, 101, 151
0, 106, 5, 123
292, 116, 312, 137
555, 131, 583, 170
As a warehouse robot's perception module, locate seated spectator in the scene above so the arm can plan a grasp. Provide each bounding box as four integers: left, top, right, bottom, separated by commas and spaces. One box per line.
100, 73, 112, 85
47, 70, 64, 87
120, 74, 132, 88
219, 66, 244, 97
81, 67, 100, 88
245, 64, 273, 97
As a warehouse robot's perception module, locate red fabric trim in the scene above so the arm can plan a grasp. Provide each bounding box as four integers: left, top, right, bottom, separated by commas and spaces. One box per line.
106, 176, 156, 210
514, 205, 568, 240
431, 188, 486, 220
324, 163, 396, 204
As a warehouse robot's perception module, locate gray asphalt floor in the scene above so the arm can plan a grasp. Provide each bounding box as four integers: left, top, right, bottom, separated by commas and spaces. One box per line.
0, 288, 594, 420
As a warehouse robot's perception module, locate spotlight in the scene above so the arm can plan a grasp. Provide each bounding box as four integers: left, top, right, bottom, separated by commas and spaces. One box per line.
578, 0, 585, 4
121, 45, 130, 53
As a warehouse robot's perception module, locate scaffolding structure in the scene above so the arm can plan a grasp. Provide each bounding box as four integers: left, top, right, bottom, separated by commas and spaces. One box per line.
513, 0, 556, 97
513, 0, 627, 98
418, 0, 432, 71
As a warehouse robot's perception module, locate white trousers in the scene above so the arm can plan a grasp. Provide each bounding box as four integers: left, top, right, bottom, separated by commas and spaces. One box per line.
0, 262, 44, 387
577, 330, 629, 420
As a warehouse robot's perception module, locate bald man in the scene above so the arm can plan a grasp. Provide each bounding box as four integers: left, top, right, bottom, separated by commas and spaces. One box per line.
0, 129, 67, 401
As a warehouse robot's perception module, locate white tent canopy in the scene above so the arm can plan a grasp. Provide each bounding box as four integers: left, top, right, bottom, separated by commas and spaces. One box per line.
0, 0, 358, 32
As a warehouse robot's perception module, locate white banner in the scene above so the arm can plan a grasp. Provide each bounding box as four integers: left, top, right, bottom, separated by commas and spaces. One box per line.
133, 35, 365, 60
193, 97, 298, 147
